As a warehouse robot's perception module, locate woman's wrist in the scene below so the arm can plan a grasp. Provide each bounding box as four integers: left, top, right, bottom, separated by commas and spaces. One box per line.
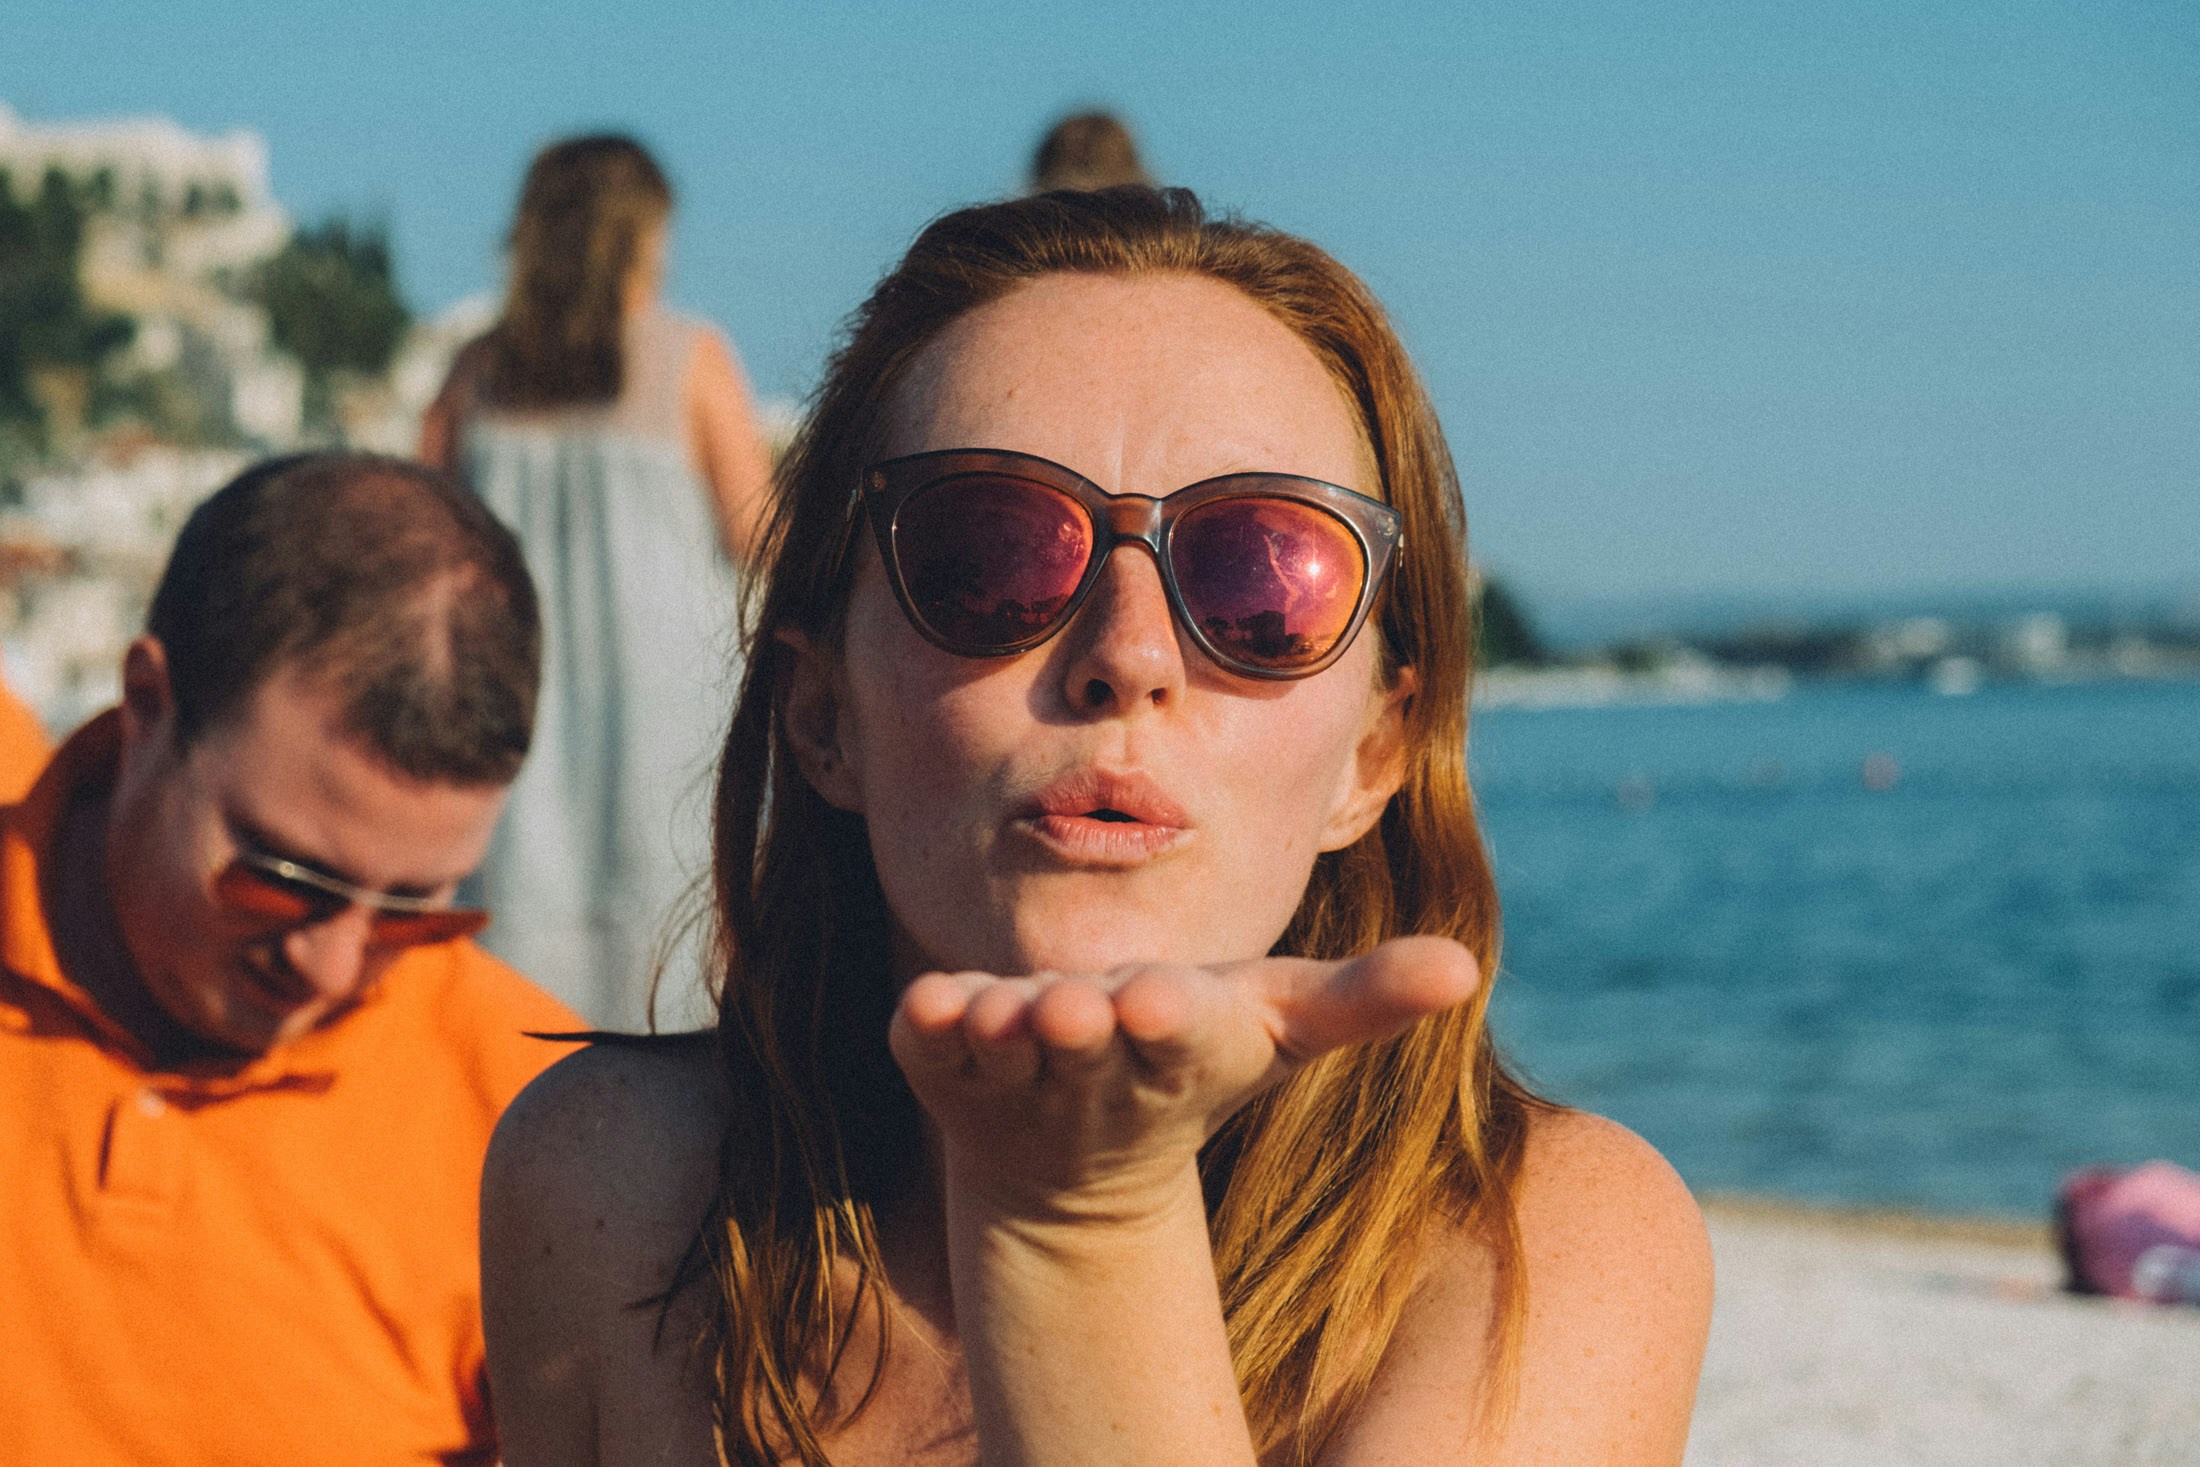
942, 1145, 1207, 1243
942, 1152, 1258, 1467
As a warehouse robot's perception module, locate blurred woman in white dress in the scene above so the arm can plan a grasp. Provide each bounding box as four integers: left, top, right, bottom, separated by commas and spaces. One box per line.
422, 134, 773, 1029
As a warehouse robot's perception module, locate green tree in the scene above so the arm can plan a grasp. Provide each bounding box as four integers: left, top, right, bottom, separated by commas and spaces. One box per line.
0, 167, 135, 465
1475, 574, 1547, 667
252, 215, 409, 436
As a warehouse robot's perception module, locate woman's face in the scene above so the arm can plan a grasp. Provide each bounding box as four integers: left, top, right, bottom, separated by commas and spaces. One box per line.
788, 271, 1415, 978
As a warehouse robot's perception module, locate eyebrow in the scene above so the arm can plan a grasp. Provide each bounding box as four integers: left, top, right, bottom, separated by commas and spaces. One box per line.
224, 813, 443, 901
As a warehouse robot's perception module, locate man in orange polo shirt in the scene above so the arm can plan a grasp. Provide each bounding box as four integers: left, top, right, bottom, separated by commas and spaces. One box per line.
0, 453, 585, 1465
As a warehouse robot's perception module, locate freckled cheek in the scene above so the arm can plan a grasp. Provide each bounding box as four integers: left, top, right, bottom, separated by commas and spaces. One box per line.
845, 670, 1027, 897
1199, 696, 1367, 870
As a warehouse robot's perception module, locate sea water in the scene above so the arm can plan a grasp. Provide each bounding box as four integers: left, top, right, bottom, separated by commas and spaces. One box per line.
1473, 678, 2200, 1219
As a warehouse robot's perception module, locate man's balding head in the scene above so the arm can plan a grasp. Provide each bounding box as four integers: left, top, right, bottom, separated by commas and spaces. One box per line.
147, 452, 540, 786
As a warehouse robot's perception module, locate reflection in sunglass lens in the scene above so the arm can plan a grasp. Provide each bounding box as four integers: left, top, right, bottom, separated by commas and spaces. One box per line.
214, 862, 335, 926
894, 475, 1094, 649
1171, 497, 1366, 672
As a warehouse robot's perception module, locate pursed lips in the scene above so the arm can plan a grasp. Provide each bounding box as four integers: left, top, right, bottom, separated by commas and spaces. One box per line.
1012, 767, 1194, 867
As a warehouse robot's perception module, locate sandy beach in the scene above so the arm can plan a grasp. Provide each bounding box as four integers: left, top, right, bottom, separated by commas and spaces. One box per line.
1689, 1200, 2200, 1466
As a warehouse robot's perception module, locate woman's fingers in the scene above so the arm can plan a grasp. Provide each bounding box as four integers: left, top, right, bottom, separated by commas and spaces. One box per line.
1111, 943, 1470, 1095
901, 970, 981, 1030
1112, 967, 1217, 1074
1027, 978, 1119, 1071
895, 937, 1478, 1122
1113, 968, 1194, 1044
964, 981, 1042, 1085
889, 970, 988, 1081
1256, 936, 1481, 1064
893, 972, 1125, 1090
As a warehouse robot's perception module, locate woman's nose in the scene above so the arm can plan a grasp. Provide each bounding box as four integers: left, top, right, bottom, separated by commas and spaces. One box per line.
1056, 545, 1187, 715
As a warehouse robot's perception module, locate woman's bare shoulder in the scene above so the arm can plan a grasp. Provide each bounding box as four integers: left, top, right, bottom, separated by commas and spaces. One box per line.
1510, 1106, 1710, 1272
482, 1038, 731, 1463
1409, 1107, 1709, 1280
1330, 1108, 1713, 1463
484, 1036, 729, 1286
1505, 1108, 1713, 1452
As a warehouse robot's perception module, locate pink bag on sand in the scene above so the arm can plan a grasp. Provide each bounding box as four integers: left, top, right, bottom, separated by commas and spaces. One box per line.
2056, 1160, 2200, 1303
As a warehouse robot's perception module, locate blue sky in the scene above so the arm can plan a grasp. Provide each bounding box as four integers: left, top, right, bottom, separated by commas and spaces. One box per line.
7, 0, 2194, 616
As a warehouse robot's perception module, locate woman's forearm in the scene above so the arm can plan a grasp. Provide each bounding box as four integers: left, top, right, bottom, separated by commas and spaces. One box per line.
894, 949, 1480, 1465
945, 1157, 1259, 1467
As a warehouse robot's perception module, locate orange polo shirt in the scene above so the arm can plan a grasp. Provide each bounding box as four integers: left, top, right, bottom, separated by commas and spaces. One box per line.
0, 654, 50, 802
0, 712, 583, 1466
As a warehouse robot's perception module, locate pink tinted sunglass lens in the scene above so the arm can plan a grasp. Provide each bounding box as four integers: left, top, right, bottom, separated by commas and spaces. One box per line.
894, 475, 1095, 648
1171, 497, 1366, 672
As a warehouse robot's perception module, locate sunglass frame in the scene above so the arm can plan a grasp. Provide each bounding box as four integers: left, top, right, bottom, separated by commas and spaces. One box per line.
857, 447, 1404, 681
216, 850, 490, 947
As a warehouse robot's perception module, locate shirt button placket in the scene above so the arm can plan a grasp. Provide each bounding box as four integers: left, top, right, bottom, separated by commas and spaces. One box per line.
98, 1084, 186, 1215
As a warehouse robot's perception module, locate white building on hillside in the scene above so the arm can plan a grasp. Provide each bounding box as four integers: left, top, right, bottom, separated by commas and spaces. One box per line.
0, 102, 300, 445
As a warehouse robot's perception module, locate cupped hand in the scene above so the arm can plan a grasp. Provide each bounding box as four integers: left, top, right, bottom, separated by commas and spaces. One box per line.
887, 936, 1480, 1222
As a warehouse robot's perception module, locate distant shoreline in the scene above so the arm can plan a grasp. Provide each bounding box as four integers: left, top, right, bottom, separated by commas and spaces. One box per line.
1473, 662, 2200, 712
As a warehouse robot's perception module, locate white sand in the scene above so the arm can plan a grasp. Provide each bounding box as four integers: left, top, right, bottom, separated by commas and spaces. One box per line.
1688, 1202, 2200, 1466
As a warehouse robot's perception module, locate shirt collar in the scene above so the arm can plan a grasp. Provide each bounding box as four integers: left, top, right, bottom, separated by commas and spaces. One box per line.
1, 709, 136, 1052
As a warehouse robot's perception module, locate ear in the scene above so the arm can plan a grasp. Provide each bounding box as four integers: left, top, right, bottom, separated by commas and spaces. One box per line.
775, 625, 865, 813
117, 636, 177, 753
1315, 663, 1418, 853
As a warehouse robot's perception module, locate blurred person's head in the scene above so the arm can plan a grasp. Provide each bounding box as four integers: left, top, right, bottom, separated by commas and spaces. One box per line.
105, 452, 540, 1055
483, 133, 673, 410
1029, 110, 1151, 192
697, 186, 1528, 1462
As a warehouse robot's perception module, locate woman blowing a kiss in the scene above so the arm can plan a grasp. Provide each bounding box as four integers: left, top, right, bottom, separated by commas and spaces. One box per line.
482, 185, 1712, 1466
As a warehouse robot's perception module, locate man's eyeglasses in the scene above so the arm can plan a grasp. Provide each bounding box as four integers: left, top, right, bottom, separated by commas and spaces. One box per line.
212, 851, 489, 950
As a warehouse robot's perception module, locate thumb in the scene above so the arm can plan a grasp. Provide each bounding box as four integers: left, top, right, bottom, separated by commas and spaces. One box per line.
1255, 936, 1481, 1064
